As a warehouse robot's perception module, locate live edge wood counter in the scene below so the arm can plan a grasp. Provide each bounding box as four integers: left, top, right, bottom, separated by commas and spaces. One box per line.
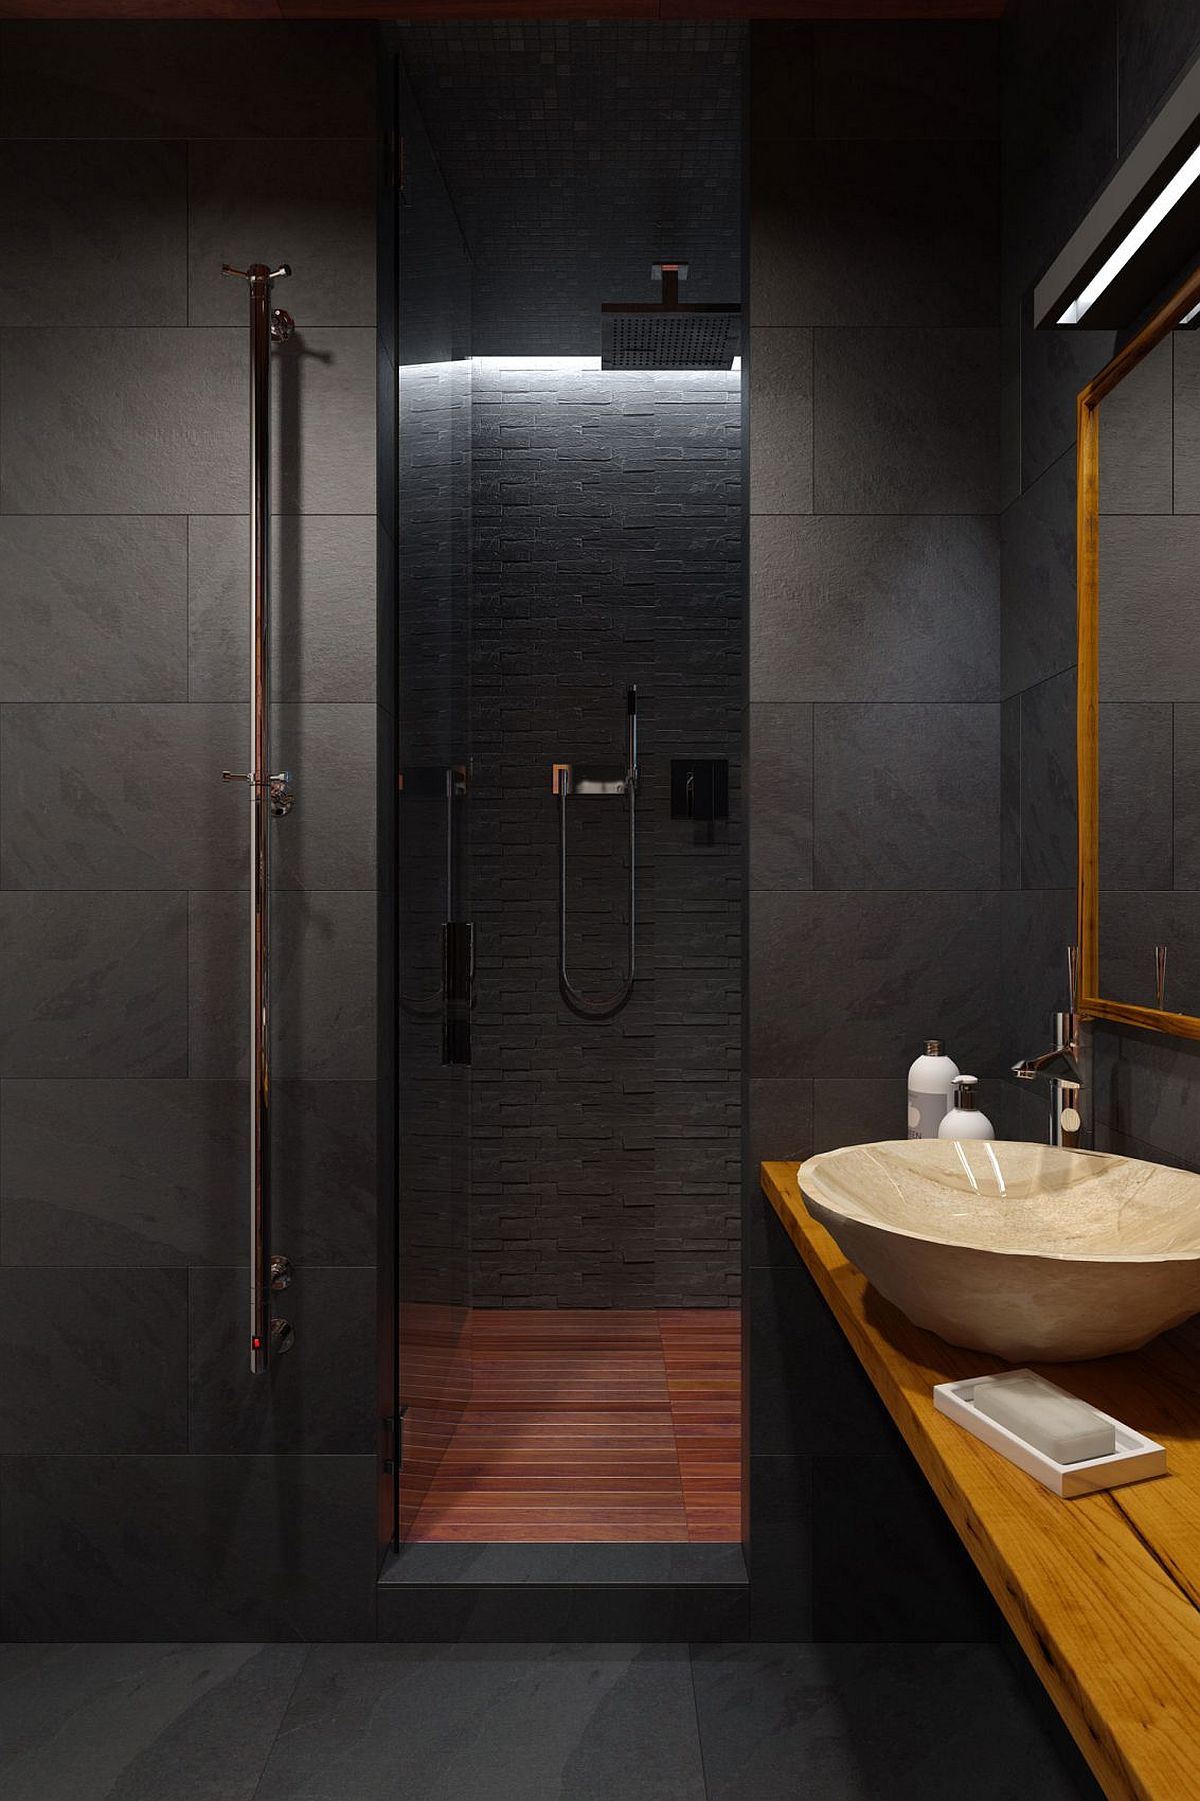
761, 1159, 1200, 1801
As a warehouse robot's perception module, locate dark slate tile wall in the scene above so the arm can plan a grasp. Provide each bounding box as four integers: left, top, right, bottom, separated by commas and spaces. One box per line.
1001, 0, 1200, 1168
0, 20, 380, 1641
746, 19, 1004, 1641
469, 361, 742, 1309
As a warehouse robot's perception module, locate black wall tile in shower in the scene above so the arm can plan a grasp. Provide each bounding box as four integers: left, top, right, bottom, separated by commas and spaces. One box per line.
752, 141, 999, 329
814, 327, 1000, 515
0, 1452, 378, 1642
0, 1079, 243, 1267
188, 1266, 377, 1455
187, 514, 378, 705
188, 890, 376, 1082
188, 138, 376, 330
0, 516, 188, 704
273, 1081, 378, 1268
0, 1267, 188, 1454
0, 703, 243, 891
0, 892, 188, 1078
749, 890, 1001, 1081
813, 703, 1001, 891
0, 139, 187, 328
0, 329, 244, 516
0, 22, 376, 141
749, 515, 999, 705
1172, 331, 1200, 514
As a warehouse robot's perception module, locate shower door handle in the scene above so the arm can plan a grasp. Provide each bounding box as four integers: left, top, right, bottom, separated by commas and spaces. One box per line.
442, 920, 473, 1065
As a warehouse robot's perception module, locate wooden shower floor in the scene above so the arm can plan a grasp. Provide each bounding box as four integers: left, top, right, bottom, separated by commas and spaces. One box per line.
407, 1309, 741, 1543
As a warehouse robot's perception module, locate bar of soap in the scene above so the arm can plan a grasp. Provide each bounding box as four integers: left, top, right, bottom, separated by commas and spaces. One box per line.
971, 1373, 1116, 1465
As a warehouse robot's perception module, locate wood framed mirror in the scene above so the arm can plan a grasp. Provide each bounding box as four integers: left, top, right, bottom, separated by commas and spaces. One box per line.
1078, 263, 1200, 1039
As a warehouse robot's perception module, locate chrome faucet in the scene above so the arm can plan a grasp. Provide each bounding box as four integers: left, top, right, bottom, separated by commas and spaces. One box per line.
1011, 947, 1083, 1148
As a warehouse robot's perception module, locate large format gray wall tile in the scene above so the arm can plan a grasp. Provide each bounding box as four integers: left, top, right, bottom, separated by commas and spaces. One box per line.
1173, 330, 1200, 513
748, 329, 812, 514
189, 138, 375, 329
0, 329, 243, 515
1173, 705, 1200, 890
1000, 448, 1076, 699
749, 889, 1000, 1079
0, 22, 376, 140
812, 20, 1000, 140
189, 889, 375, 1081
0, 892, 188, 1077
1099, 516, 1200, 700
188, 514, 377, 703
1098, 702, 1173, 891
1019, 669, 1077, 891
188, 1266, 377, 1455
0, 140, 186, 327
1098, 332, 1172, 514
0, 703, 242, 890
0, 1267, 187, 1453
0, 1079, 241, 1266
752, 141, 998, 328
0, 1078, 376, 1267
271, 328, 376, 515
0, 1451, 378, 1641
749, 515, 999, 703
814, 328, 999, 514
270, 704, 377, 891
813, 703, 1000, 889
747, 702, 813, 889
0, 516, 187, 703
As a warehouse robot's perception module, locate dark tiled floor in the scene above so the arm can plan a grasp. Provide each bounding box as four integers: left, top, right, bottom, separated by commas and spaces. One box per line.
0, 1639, 1103, 1800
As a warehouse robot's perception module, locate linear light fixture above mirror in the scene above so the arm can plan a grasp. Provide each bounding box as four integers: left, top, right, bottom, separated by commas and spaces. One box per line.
1036, 54, 1200, 330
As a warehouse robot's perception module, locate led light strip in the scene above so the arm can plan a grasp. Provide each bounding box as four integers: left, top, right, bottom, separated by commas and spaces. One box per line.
1058, 138, 1200, 324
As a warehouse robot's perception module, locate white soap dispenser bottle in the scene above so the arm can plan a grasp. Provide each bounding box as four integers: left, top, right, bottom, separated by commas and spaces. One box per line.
907, 1038, 959, 1139
938, 1075, 995, 1141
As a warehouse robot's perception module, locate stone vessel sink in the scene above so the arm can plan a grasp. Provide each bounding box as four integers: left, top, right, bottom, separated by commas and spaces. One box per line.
797, 1139, 1200, 1362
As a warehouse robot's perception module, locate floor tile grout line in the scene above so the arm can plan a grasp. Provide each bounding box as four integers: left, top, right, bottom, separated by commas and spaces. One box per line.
687, 1640, 713, 1801
247, 1643, 310, 1801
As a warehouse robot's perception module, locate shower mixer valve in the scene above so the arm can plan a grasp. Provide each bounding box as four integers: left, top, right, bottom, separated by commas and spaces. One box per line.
222, 768, 296, 817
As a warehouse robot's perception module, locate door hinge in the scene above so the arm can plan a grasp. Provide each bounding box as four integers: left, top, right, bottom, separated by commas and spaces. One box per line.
383, 130, 405, 193
382, 1407, 406, 1474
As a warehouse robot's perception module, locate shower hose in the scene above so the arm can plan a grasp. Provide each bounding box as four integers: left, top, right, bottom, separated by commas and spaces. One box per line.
558, 688, 637, 1020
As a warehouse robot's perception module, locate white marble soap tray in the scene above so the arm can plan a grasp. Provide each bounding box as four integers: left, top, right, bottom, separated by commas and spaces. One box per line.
933, 1371, 1167, 1497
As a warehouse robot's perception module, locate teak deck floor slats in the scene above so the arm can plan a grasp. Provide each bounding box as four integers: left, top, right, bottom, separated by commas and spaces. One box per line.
409, 1307, 741, 1544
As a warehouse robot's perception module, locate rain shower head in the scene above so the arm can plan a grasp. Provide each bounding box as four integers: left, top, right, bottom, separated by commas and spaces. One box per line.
601, 263, 740, 370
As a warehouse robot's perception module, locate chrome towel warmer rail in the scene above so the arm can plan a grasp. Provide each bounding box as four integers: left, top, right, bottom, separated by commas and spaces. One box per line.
221, 261, 295, 1373
552, 686, 638, 1019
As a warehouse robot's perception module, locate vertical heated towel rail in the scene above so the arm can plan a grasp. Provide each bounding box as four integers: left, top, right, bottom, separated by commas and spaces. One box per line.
222, 261, 296, 1373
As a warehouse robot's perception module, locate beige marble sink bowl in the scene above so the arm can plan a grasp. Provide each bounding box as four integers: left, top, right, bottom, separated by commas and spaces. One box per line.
797, 1139, 1200, 1361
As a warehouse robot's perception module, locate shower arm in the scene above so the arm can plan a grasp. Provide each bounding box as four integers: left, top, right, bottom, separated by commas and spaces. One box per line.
220, 261, 295, 1375
557, 688, 638, 1021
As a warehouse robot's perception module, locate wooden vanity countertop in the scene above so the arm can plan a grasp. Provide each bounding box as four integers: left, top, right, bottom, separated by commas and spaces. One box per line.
761, 1157, 1200, 1801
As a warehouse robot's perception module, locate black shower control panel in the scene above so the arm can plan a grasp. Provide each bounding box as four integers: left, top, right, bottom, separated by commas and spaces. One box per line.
670, 758, 729, 823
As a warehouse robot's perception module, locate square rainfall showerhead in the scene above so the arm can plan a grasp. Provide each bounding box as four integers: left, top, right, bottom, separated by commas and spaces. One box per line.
601, 262, 741, 370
